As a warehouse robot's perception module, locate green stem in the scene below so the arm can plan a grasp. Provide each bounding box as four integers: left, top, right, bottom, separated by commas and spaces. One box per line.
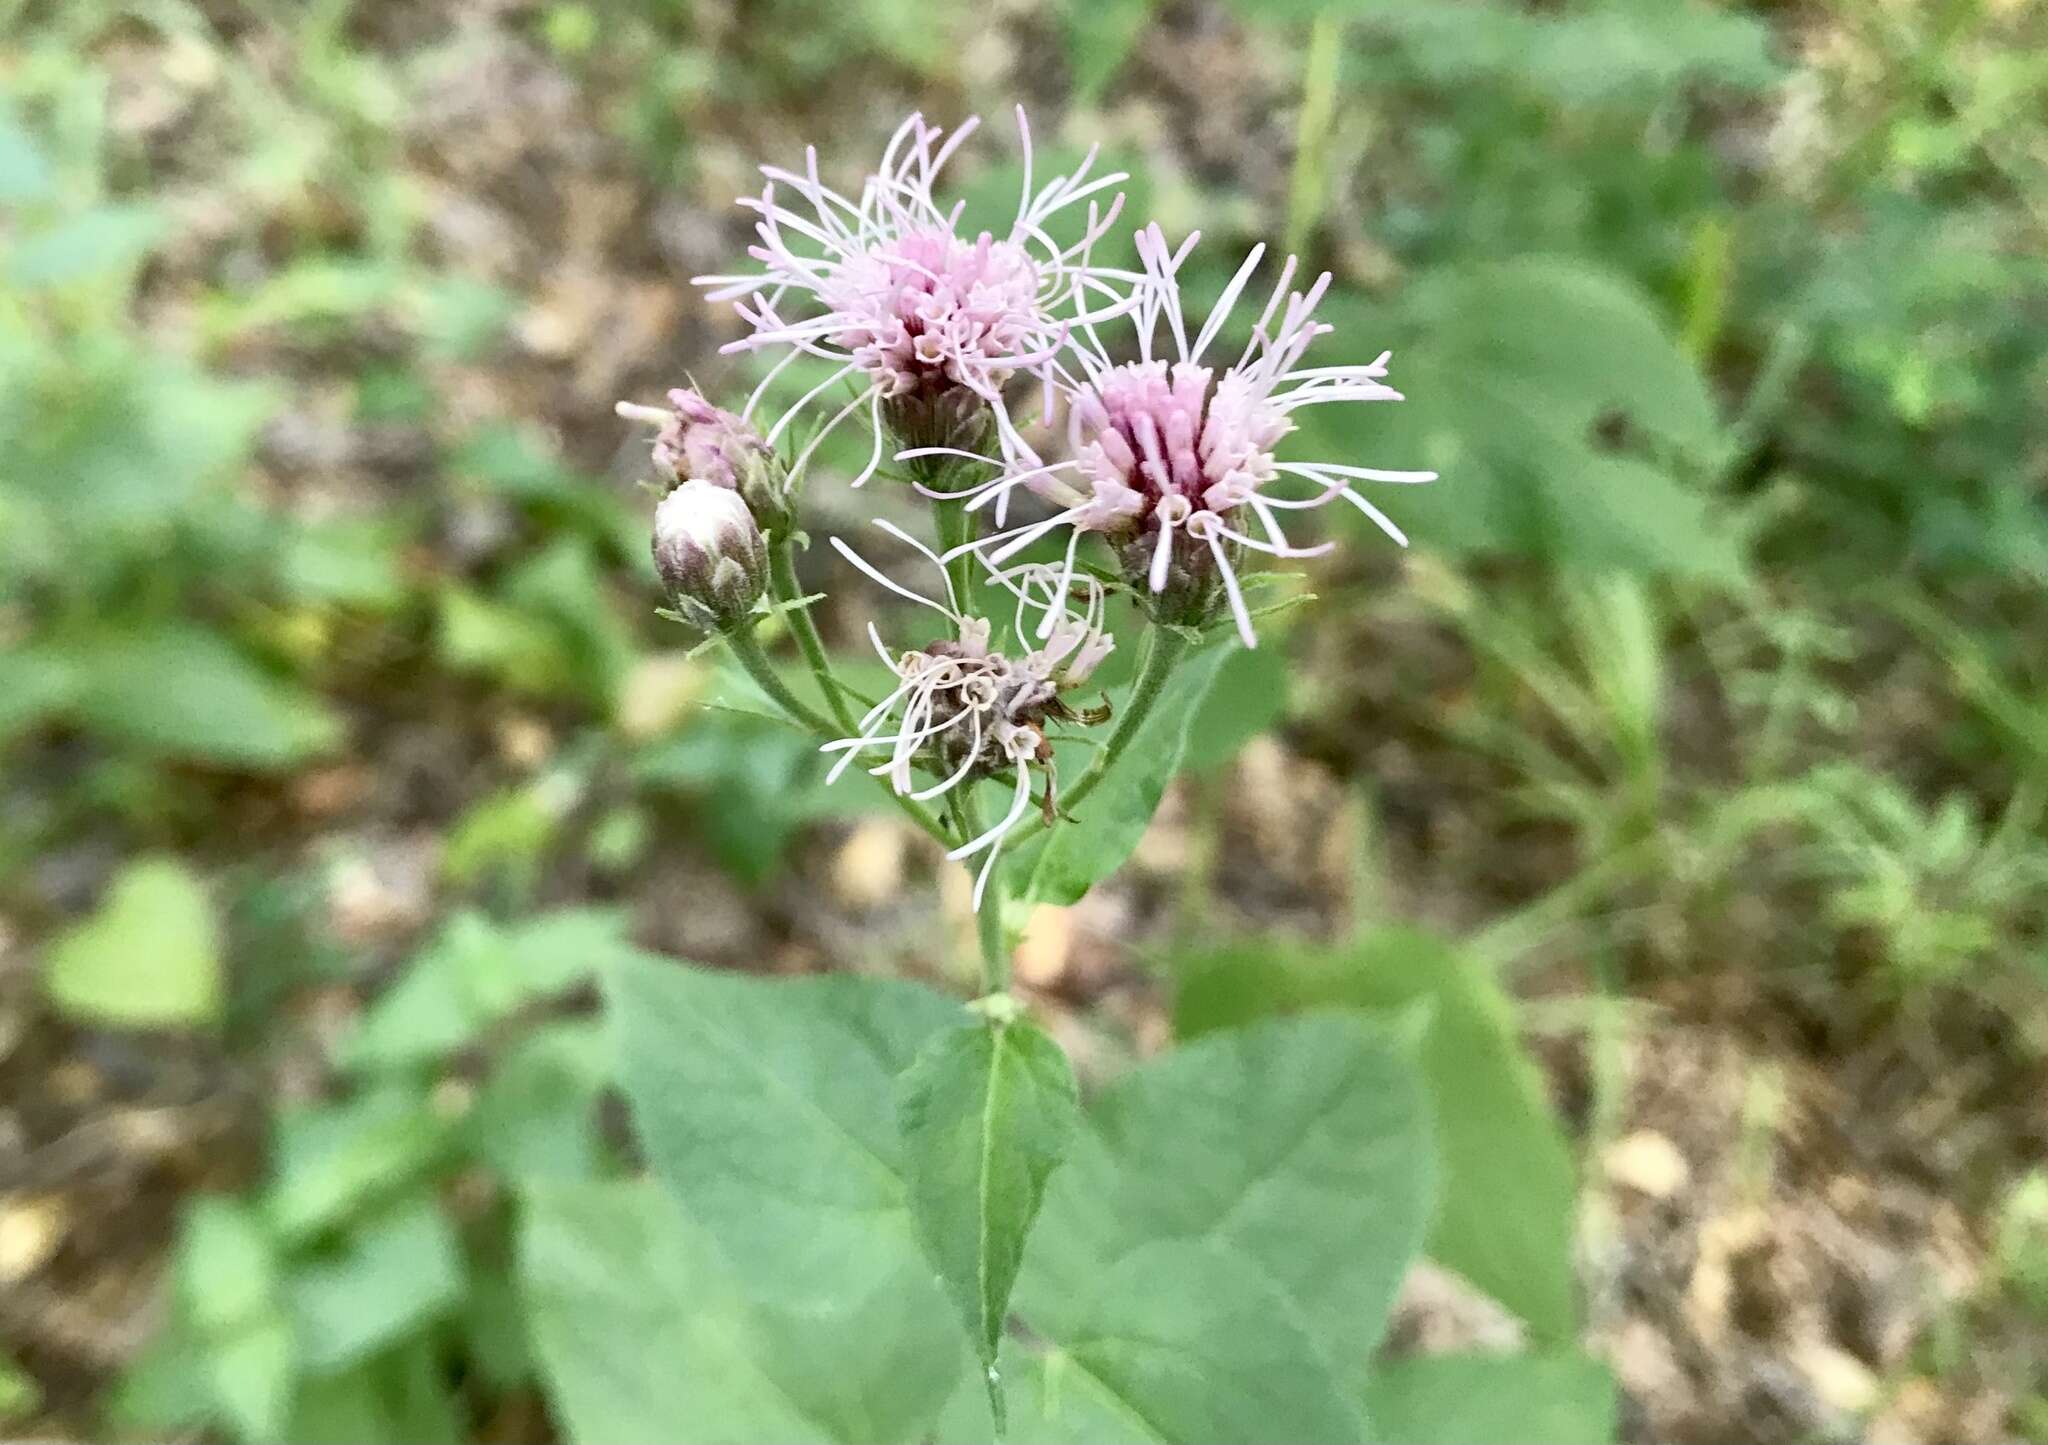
977, 865, 1009, 996
950, 785, 1010, 996
770, 540, 856, 732
724, 623, 835, 736
932, 490, 976, 618
724, 623, 953, 846
1009, 626, 1191, 850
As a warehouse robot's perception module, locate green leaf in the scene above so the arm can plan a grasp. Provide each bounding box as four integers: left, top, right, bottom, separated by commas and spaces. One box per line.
205, 1320, 296, 1443
286, 1367, 400, 1445
285, 1343, 467, 1445
597, 967, 1439, 1444
69, 625, 341, 768
44, 856, 222, 1027
263, 1088, 448, 1240
344, 908, 640, 1071
522, 1179, 965, 1445
173, 1199, 294, 1442
503, 538, 639, 708
0, 341, 272, 548
1021, 641, 1236, 906
606, 956, 963, 1309
520, 1178, 835, 1444
897, 1018, 1080, 1426
7, 205, 165, 288
0, 645, 79, 743
0, 1352, 41, 1423
109, 1318, 213, 1435
0, 102, 53, 204
436, 586, 581, 698
465, 1020, 612, 1181
408, 275, 519, 361
287, 1201, 465, 1374
1360, 1351, 1617, 1445
943, 1241, 1370, 1445
1301, 259, 1745, 581
1333, 0, 1780, 102
1183, 643, 1292, 772
0, 1350, 38, 1416
1062, 0, 1158, 102
1023, 1011, 1436, 1371
1176, 929, 1579, 1341
278, 518, 408, 608
176, 1199, 279, 1335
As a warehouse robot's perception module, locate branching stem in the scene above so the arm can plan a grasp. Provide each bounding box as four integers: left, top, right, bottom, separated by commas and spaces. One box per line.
1008, 625, 1192, 851
723, 623, 953, 846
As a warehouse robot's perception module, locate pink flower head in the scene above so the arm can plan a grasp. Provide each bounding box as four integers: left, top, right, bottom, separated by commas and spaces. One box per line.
819, 524, 1114, 908
695, 109, 1142, 488
615, 386, 793, 531
934, 224, 1436, 648
646, 388, 768, 490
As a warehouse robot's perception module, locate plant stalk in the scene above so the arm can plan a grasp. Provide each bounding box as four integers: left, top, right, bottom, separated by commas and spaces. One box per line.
951, 785, 1009, 996
723, 623, 836, 736
931, 489, 977, 619
769, 539, 856, 733
977, 866, 1009, 997
1010, 625, 1192, 850
723, 623, 953, 846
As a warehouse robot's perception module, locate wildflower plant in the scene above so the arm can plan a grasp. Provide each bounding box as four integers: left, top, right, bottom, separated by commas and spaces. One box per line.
628, 114, 1431, 948
588, 113, 1531, 1445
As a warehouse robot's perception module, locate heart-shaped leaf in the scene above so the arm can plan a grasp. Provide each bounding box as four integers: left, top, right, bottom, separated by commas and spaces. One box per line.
593, 966, 1440, 1445
44, 856, 222, 1027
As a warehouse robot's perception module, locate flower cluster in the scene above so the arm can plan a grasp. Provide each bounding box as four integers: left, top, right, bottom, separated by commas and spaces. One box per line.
621, 109, 1433, 909
928, 224, 1438, 647
693, 109, 1139, 485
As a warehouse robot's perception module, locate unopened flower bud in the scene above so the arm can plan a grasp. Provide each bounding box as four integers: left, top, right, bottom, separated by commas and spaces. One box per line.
652, 479, 768, 630
883, 385, 997, 486
1115, 525, 1237, 634
620, 389, 794, 535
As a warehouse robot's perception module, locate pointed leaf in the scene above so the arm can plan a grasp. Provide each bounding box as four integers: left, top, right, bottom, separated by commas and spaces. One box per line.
172, 1200, 294, 1442
70, 625, 341, 768
898, 1018, 1080, 1424
287, 1201, 465, 1374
